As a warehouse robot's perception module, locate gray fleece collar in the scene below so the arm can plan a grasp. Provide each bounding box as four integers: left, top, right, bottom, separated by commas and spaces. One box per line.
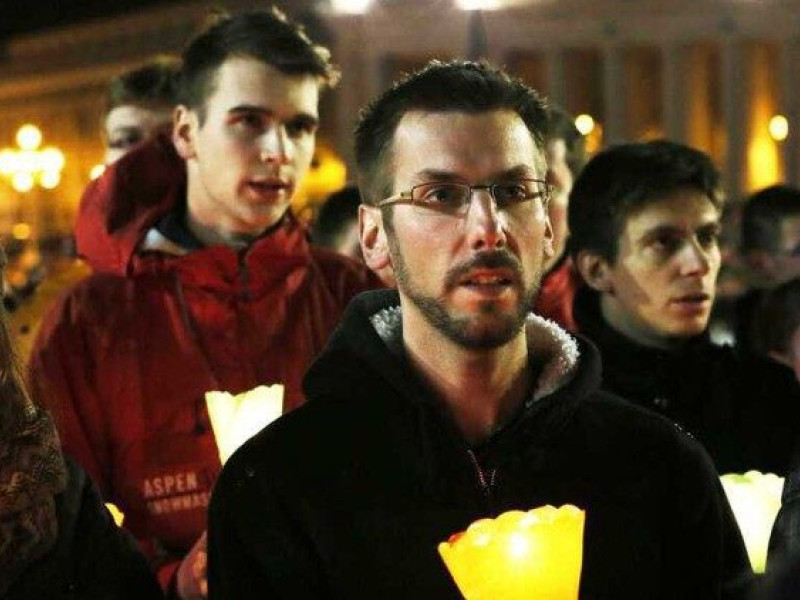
369, 305, 579, 403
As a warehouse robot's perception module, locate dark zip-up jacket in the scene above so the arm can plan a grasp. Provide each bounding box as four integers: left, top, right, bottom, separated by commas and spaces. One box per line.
209, 289, 750, 599
573, 286, 800, 476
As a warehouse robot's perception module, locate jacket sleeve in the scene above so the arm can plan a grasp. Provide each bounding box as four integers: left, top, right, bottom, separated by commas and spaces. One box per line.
664, 434, 753, 599
208, 453, 328, 599
62, 459, 164, 599
29, 284, 113, 498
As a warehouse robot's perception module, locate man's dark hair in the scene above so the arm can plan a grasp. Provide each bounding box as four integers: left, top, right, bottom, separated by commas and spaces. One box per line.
178, 7, 339, 120
545, 105, 587, 177
741, 185, 800, 254
568, 140, 723, 263
754, 276, 800, 358
105, 56, 180, 115
354, 60, 549, 208
312, 186, 361, 249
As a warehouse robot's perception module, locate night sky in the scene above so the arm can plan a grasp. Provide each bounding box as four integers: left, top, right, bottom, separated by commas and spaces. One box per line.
1, 0, 180, 39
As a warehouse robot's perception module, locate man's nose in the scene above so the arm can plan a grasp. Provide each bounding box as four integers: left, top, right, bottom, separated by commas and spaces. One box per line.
678, 239, 712, 276
259, 126, 291, 164
465, 189, 507, 251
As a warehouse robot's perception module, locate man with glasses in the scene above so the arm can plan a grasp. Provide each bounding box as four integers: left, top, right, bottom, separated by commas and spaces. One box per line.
208, 61, 749, 598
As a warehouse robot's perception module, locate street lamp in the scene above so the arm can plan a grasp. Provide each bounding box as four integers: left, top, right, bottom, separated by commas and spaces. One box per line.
0, 124, 65, 192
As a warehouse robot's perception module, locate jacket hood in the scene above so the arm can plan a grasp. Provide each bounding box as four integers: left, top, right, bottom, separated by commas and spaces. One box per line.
75, 134, 185, 274
304, 289, 603, 446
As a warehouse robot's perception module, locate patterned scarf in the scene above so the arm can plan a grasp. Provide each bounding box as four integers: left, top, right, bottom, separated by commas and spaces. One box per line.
0, 407, 67, 596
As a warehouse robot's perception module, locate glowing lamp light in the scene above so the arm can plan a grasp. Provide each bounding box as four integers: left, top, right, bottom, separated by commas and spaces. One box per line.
38, 147, 65, 172
574, 114, 596, 136
11, 223, 31, 240
206, 384, 284, 464
330, 0, 373, 13
720, 471, 784, 573
89, 164, 106, 180
769, 115, 789, 142
16, 124, 42, 151
438, 505, 585, 599
11, 171, 34, 193
456, 0, 502, 8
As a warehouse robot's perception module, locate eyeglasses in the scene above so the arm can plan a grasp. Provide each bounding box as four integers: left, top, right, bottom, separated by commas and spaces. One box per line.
377, 179, 552, 218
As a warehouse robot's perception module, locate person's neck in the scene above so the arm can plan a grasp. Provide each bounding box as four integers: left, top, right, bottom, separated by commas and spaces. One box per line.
402, 306, 531, 445
599, 293, 688, 351
184, 212, 259, 251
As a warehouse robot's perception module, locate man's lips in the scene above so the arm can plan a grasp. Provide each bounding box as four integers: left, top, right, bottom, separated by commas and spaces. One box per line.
457, 268, 516, 287
671, 293, 711, 304
246, 179, 292, 194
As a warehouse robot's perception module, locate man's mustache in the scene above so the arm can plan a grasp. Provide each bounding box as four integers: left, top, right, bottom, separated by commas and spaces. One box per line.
444, 250, 523, 290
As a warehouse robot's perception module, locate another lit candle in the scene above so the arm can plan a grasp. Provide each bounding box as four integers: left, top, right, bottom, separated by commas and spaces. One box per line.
438, 504, 585, 600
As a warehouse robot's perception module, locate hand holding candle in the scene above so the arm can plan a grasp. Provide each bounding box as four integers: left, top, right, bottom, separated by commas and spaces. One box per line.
438, 504, 585, 600
205, 384, 284, 464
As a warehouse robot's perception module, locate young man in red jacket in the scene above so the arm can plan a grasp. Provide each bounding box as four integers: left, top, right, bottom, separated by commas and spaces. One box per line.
30, 8, 381, 598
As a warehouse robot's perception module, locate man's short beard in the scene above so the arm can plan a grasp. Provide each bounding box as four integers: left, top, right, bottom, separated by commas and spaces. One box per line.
388, 229, 540, 349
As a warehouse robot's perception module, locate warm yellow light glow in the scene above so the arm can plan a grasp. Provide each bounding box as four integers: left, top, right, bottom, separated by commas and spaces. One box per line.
330, 0, 373, 13
575, 114, 596, 136
38, 147, 65, 172
11, 172, 34, 192
16, 124, 42, 151
11, 223, 31, 240
105, 503, 125, 527
769, 115, 789, 142
39, 170, 61, 189
0, 150, 17, 175
90, 164, 106, 180
439, 505, 585, 599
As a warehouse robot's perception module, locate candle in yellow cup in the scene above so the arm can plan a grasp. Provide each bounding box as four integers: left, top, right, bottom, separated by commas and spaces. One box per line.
438, 504, 585, 600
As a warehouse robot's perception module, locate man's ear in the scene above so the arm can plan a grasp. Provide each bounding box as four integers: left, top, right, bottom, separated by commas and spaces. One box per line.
172, 105, 198, 160
359, 205, 392, 272
576, 250, 614, 294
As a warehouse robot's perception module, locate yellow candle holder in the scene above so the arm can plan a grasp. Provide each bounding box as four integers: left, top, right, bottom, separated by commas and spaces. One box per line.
720, 470, 784, 573
438, 504, 585, 600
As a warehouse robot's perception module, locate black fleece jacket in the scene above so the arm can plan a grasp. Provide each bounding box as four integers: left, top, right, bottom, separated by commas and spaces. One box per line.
209, 289, 750, 599
573, 286, 800, 476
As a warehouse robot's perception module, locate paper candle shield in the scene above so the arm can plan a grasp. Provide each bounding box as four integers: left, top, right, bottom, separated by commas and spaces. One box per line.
206, 384, 284, 464
438, 505, 585, 600
720, 470, 784, 573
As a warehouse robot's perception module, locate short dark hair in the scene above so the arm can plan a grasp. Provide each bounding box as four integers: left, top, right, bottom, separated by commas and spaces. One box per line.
354, 60, 549, 207
568, 140, 723, 263
178, 7, 339, 119
312, 186, 361, 249
545, 105, 587, 177
105, 56, 180, 115
754, 277, 800, 357
741, 185, 800, 254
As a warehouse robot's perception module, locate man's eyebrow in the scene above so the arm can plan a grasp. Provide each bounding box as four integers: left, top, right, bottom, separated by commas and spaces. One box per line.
227, 105, 319, 126
411, 165, 538, 184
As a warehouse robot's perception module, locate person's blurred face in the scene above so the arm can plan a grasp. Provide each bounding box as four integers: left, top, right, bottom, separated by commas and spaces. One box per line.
370, 109, 553, 349
544, 138, 573, 269
771, 216, 800, 284
174, 57, 319, 238
104, 104, 173, 164
590, 189, 722, 349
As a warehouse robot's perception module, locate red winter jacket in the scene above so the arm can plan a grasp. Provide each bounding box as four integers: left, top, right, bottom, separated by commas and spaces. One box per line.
534, 256, 582, 332
29, 136, 383, 588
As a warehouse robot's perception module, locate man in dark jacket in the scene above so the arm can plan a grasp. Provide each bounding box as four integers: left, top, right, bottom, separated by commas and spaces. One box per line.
568, 141, 800, 477
29, 8, 381, 597
208, 60, 750, 598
